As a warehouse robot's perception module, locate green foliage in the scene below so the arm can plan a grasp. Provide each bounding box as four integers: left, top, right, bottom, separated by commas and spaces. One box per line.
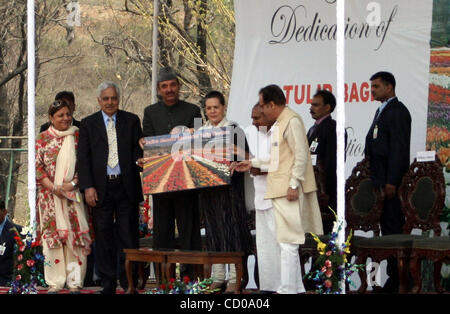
145, 276, 221, 294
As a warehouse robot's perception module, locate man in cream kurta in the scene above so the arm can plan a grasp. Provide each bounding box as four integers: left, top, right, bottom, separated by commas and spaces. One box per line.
234, 85, 323, 294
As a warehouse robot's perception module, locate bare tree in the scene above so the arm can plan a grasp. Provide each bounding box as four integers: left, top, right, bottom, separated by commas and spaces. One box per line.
91, 0, 235, 107
0, 0, 78, 217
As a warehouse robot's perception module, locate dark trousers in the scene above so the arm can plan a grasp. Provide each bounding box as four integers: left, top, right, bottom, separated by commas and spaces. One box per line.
83, 246, 95, 286
152, 191, 201, 277
92, 178, 139, 294
380, 194, 405, 292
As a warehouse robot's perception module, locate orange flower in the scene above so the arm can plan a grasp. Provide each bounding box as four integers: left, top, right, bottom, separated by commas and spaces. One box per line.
438, 147, 450, 166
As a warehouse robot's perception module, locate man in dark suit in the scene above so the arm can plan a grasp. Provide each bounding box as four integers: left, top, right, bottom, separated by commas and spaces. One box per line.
307, 90, 345, 234
40, 91, 81, 133
0, 200, 22, 286
77, 82, 143, 294
365, 71, 411, 293
141, 67, 202, 278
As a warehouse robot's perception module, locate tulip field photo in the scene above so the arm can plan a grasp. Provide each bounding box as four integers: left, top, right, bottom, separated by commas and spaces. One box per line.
141, 127, 232, 194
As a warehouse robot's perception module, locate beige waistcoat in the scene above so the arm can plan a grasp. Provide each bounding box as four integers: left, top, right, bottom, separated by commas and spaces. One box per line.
265, 107, 317, 199
265, 107, 324, 242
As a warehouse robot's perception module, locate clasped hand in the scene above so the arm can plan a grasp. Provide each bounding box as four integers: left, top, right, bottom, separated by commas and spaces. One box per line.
53, 181, 75, 199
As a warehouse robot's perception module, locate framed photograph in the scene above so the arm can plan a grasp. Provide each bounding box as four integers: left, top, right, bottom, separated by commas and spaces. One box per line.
142, 126, 233, 194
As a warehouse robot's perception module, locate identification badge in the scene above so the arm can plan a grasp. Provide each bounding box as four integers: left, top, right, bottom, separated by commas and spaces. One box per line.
310, 138, 319, 153
311, 154, 317, 166
373, 125, 378, 139
0, 242, 6, 256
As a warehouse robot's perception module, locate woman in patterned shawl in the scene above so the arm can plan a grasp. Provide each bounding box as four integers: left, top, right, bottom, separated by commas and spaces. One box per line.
35, 100, 92, 294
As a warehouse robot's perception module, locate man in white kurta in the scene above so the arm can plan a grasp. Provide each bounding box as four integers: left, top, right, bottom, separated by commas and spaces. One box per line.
234, 85, 323, 294
249, 105, 281, 292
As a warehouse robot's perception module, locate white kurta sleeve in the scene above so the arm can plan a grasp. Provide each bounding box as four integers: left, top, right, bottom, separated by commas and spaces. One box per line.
251, 157, 271, 171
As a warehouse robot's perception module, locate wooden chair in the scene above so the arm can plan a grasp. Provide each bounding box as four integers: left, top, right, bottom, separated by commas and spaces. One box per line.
398, 157, 447, 293
302, 159, 381, 291
409, 237, 450, 293
344, 158, 392, 293
398, 157, 445, 236
345, 158, 384, 236
353, 157, 446, 293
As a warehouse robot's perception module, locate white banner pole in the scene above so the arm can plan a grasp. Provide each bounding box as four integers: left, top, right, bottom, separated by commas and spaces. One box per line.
27, 0, 36, 231
151, 0, 159, 104
336, 0, 346, 294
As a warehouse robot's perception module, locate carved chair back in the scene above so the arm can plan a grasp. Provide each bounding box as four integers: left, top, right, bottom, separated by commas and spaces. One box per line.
398, 157, 445, 236
345, 158, 384, 236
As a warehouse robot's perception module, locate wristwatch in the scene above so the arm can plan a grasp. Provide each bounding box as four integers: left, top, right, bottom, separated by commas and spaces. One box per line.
70, 181, 77, 187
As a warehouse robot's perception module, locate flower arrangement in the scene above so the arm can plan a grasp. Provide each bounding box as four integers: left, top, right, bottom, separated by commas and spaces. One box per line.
8, 226, 47, 294
139, 196, 153, 238
305, 210, 363, 294
145, 276, 221, 294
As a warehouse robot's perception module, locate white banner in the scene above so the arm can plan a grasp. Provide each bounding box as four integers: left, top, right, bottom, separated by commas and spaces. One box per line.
228, 0, 433, 177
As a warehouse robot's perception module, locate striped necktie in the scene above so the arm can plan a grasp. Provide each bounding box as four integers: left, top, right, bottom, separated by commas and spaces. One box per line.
107, 117, 119, 168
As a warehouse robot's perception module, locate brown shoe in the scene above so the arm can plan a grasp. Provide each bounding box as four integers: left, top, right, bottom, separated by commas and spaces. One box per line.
47, 287, 60, 294
209, 281, 226, 292
224, 283, 236, 294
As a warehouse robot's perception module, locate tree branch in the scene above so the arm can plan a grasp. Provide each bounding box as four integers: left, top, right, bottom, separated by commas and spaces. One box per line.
0, 63, 27, 88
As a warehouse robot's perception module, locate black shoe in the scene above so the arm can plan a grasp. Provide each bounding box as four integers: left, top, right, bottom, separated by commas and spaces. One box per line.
259, 290, 277, 294
83, 280, 96, 287
381, 278, 399, 294
93, 280, 102, 287
101, 279, 117, 294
